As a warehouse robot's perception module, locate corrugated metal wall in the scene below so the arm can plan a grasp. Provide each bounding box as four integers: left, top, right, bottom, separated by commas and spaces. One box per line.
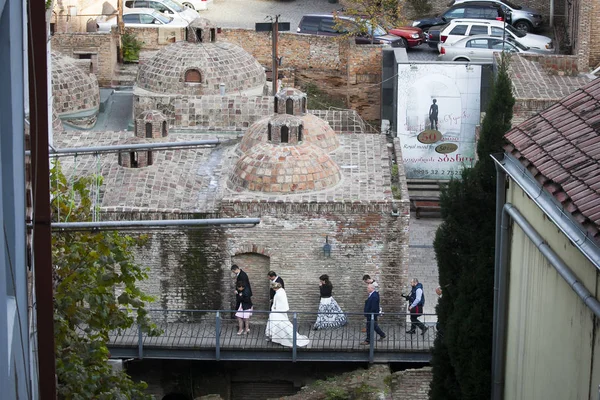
503, 183, 600, 400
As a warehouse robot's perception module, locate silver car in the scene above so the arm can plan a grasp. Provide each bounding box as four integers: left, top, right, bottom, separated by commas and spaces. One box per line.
451, 0, 543, 32
438, 34, 546, 62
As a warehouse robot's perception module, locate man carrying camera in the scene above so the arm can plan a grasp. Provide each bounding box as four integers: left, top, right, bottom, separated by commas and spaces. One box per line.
403, 278, 428, 335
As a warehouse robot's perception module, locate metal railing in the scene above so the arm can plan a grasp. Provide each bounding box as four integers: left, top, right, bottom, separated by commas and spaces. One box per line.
108, 309, 437, 363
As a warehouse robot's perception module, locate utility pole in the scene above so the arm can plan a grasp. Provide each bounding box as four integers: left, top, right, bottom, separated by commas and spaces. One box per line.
255, 17, 290, 95
28, 1, 56, 399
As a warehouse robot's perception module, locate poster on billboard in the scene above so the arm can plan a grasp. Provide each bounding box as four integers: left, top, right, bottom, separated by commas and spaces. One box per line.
396, 63, 482, 180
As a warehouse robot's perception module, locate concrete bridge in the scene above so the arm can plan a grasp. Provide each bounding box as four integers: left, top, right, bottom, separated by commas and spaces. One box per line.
108, 310, 436, 364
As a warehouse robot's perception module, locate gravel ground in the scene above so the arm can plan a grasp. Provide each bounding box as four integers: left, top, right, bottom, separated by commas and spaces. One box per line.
199, 0, 439, 61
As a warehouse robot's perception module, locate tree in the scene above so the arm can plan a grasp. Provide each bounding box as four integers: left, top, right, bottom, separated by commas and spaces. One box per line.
51, 162, 159, 399
335, 0, 404, 43
429, 56, 515, 400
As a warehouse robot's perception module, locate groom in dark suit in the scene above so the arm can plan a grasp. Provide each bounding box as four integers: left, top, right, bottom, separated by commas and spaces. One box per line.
231, 264, 252, 310
361, 283, 386, 345
268, 270, 284, 305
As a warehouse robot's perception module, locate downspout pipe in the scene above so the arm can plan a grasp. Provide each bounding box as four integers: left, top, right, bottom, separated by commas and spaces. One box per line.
492, 154, 507, 400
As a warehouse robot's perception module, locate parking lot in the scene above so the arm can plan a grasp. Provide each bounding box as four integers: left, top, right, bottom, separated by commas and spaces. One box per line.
201, 0, 439, 61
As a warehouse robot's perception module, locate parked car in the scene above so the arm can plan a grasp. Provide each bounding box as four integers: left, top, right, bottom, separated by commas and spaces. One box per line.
438, 34, 546, 62
388, 26, 426, 48
412, 1, 508, 31
449, 0, 543, 32
97, 8, 189, 32
125, 0, 199, 23
436, 19, 553, 51
297, 14, 406, 47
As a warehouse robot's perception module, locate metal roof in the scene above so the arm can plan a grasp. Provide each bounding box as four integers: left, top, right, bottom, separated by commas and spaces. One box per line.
504, 77, 600, 243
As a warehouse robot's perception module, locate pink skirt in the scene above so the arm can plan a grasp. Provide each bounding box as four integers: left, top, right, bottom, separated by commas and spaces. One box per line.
235, 304, 253, 319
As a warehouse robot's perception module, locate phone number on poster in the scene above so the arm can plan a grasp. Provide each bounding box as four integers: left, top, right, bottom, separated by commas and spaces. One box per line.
413, 169, 462, 176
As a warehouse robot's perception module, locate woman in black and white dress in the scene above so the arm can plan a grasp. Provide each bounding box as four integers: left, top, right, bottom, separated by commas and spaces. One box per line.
313, 274, 347, 330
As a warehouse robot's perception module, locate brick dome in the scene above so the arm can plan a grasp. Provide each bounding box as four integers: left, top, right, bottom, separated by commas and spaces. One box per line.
228, 142, 341, 194
239, 112, 339, 154
136, 41, 266, 95
275, 87, 307, 116
51, 51, 100, 128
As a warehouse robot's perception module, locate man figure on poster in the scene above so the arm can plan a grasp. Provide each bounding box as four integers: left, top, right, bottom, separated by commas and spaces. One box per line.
429, 99, 439, 130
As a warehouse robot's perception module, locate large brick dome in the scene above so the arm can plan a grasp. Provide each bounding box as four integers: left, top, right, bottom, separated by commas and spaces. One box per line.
228, 142, 341, 194
136, 41, 266, 95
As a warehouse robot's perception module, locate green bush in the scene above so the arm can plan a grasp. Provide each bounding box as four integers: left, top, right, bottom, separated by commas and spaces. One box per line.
122, 33, 143, 63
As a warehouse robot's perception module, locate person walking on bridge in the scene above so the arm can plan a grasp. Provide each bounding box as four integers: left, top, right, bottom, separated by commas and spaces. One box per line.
404, 278, 428, 335
361, 283, 385, 345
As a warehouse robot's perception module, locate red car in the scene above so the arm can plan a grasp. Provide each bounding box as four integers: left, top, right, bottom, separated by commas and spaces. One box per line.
388, 26, 426, 48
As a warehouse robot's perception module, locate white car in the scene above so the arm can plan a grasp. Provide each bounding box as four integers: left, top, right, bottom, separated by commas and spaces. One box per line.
437, 19, 553, 52
125, 0, 199, 22
97, 8, 190, 32
438, 35, 547, 62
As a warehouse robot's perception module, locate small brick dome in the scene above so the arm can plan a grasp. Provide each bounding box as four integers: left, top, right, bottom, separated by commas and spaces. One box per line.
275, 87, 307, 116
51, 51, 100, 128
239, 112, 339, 154
136, 41, 266, 96
186, 18, 217, 43
228, 142, 341, 194
135, 110, 168, 139
117, 137, 155, 168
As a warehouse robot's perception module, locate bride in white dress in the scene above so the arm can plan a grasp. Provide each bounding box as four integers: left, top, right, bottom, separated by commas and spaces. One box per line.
265, 282, 310, 347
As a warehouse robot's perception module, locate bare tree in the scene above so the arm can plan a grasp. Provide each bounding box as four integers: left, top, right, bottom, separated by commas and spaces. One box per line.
335, 0, 405, 43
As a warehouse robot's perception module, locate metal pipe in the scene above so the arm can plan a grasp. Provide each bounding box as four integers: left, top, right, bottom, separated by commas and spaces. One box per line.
215, 311, 221, 361
26, 139, 228, 157
492, 154, 507, 400
292, 313, 297, 362
369, 314, 375, 362
137, 324, 143, 359
29, 218, 261, 231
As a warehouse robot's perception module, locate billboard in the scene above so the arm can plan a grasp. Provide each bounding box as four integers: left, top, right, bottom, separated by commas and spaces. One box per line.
396, 63, 481, 180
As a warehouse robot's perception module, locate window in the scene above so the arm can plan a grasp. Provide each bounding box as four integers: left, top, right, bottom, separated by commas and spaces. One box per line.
469, 25, 489, 35
449, 25, 468, 35
302, 98, 307, 113
210, 28, 216, 42
491, 27, 505, 37
147, 151, 153, 166
299, 16, 320, 33
443, 8, 465, 19
268, 123, 272, 141
139, 14, 158, 24
145, 122, 152, 138
281, 126, 289, 143
123, 14, 140, 23
466, 38, 490, 48
285, 98, 293, 115
130, 152, 138, 168
320, 18, 338, 34
274, 98, 278, 113
196, 28, 203, 42
298, 125, 303, 142
185, 69, 202, 83
162, 121, 167, 137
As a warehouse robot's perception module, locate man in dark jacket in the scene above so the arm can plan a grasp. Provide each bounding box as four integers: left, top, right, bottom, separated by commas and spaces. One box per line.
404, 278, 428, 335
231, 264, 252, 310
361, 283, 385, 344
268, 271, 284, 305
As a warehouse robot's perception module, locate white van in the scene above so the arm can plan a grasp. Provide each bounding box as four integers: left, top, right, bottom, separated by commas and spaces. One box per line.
125, 0, 199, 23
437, 19, 552, 51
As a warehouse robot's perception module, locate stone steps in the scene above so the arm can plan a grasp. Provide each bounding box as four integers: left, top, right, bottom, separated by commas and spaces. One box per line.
113, 62, 139, 87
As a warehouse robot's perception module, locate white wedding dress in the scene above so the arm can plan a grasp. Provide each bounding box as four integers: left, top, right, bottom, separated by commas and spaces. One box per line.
265, 289, 310, 347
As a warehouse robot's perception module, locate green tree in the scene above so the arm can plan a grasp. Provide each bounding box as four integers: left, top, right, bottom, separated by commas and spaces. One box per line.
429, 56, 515, 400
335, 0, 404, 44
51, 162, 159, 399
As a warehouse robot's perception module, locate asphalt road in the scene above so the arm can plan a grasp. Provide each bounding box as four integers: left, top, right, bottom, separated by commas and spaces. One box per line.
200, 0, 438, 61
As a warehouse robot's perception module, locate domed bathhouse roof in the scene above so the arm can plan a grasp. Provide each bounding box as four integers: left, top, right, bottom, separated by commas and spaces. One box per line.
239, 112, 340, 154
228, 142, 341, 194
136, 41, 266, 96
51, 51, 100, 129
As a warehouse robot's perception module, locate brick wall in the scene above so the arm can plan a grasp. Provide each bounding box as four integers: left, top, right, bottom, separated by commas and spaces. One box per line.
219, 29, 382, 121
107, 198, 409, 315
51, 32, 118, 86
390, 367, 433, 400
518, 53, 579, 76
133, 92, 273, 130
125, 26, 187, 50
566, 0, 600, 71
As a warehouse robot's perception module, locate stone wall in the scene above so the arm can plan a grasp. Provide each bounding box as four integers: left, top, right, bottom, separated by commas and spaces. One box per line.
133, 92, 273, 130
125, 26, 187, 50
219, 30, 383, 121
51, 32, 118, 86
390, 367, 433, 400
568, 0, 600, 71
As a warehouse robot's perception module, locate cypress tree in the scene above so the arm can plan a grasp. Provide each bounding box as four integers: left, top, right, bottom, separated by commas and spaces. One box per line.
429, 56, 515, 400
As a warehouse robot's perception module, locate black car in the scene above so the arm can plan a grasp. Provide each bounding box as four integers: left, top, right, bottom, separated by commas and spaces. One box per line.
412, 2, 509, 31
297, 14, 405, 47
